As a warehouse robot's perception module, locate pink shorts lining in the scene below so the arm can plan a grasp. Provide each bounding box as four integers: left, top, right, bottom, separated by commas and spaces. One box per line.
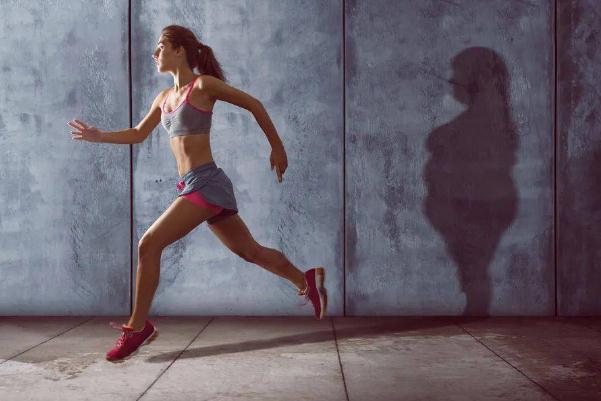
179, 190, 224, 213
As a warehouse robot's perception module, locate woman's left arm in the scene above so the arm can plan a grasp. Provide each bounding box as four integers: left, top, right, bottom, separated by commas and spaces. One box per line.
203, 75, 288, 183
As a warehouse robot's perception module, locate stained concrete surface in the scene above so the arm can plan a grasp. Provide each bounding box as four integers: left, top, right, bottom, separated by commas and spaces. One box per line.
345, 0, 555, 316
0, 0, 599, 329
1, 317, 600, 401
557, 0, 601, 315
461, 317, 601, 401
0, 1, 131, 315
140, 317, 344, 401
131, 1, 343, 316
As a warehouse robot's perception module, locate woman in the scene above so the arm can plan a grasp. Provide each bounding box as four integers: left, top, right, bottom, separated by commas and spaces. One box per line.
67, 25, 327, 362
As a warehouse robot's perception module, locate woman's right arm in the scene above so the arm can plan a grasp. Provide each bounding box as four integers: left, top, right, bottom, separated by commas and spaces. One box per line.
97, 127, 140, 144
68, 90, 166, 144
131, 89, 168, 143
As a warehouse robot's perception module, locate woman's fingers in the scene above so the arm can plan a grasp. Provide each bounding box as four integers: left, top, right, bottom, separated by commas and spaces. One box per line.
73, 119, 89, 129
68, 119, 101, 142
67, 119, 89, 131
67, 120, 84, 132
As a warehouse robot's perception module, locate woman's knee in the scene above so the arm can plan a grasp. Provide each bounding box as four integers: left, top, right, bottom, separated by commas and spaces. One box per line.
138, 234, 164, 258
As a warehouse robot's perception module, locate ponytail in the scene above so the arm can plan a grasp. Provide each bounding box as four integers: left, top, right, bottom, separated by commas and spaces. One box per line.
196, 41, 227, 82
160, 24, 227, 82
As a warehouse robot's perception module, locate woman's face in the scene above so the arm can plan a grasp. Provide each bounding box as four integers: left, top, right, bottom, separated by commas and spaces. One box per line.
152, 37, 181, 72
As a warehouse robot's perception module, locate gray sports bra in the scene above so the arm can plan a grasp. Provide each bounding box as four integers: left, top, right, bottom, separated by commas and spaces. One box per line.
161, 75, 212, 137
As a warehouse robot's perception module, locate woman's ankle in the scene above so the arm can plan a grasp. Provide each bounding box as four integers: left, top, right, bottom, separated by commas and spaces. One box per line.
126, 321, 145, 332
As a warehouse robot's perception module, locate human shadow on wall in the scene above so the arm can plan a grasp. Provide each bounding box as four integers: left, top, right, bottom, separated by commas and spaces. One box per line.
423, 47, 518, 316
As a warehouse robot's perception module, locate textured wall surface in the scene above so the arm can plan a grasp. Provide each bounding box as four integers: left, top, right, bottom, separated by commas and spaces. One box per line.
131, 0, 343, 315
345, 0, 555, 315
0, 1, 130, 314
4, 0, 601, 316
557, 0, 601, 315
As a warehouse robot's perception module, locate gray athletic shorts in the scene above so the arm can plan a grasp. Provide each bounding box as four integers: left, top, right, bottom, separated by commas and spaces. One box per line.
176, 161, 238, 224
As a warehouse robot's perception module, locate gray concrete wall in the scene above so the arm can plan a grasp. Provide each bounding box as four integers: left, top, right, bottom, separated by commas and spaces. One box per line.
345, 0, 555, 315
131, 0, 343, 316
557, 0, 601, 315
3, 0, 601, 316
0, 0, 130, 314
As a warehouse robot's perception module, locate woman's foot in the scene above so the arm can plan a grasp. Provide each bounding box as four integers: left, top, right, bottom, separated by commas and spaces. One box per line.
105, 319, 158, 362
300, 267, 327, 320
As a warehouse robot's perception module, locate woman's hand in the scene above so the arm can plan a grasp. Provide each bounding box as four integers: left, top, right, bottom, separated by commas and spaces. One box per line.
270, 143, 288, 183
68, 119, 102, 143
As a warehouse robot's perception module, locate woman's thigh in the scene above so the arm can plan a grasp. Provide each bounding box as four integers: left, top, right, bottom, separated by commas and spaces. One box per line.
140, 197, 219, 252
207, 213, 259, 259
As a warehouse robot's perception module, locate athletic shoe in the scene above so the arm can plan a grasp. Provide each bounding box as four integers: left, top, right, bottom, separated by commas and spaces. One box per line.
300, 267, 327, 320
105, 319, 158, 362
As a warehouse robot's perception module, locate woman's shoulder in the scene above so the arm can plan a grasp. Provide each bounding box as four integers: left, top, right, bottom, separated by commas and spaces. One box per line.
148, 88, 170, 109
196, 73, 213, 87
157, 86, 170, 97
195, 74, 224, 100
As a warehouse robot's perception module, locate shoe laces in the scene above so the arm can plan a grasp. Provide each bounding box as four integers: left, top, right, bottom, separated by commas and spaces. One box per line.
297, 286, 310, 307
109, 321, 134, 347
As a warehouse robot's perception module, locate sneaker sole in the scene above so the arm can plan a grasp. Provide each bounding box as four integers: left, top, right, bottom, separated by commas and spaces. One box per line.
315, 267, 327, 320
106, 327, 159, 363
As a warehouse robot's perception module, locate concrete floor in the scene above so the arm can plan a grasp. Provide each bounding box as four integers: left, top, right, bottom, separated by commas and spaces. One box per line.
0, 317, 600, 401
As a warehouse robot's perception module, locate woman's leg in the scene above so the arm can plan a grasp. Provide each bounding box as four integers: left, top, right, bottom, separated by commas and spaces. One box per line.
207, 213, 306, 291
127, 197, 218, 330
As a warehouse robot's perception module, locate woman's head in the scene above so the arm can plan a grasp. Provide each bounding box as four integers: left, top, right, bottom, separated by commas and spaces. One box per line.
449, 47, 508, 106
152, 24, 226, 82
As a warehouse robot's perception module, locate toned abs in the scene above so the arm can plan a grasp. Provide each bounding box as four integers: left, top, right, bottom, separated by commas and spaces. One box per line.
162, 81, 216, 177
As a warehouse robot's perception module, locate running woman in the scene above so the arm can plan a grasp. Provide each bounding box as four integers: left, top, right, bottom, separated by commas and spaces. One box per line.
67, 25, 327, 362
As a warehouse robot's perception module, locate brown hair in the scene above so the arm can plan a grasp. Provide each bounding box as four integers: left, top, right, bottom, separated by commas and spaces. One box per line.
161, 24, 227, 82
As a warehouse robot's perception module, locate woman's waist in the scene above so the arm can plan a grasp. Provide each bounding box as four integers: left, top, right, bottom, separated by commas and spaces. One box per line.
170, 133, 211, 149
177, 156, 221, 180
178, 158, 217, 177
172, 147, 213, 177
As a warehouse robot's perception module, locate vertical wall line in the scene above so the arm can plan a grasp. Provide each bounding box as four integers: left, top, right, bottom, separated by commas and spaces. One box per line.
342, 0, 346, 317
128, 0, 134, 316
553, 0, 558, 316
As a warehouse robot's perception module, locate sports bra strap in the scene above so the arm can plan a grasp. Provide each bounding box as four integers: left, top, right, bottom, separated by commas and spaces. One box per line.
185, 76, 198, 101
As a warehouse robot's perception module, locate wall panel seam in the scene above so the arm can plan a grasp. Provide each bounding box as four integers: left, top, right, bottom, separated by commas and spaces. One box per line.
342, 0, 346, 317
128, 0, 134, 316
553, 0, 558, 317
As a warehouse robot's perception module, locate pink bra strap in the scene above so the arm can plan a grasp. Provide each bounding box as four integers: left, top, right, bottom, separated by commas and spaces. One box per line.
185, 76, 198, 101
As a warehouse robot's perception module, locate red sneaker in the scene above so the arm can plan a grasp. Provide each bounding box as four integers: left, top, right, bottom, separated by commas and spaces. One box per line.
105, 319, 158, 362
299, 267, 327, 320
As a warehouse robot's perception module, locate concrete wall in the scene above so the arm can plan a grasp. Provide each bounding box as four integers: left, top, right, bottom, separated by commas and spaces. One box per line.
557, 0, 601, 315
2, 0, 600, 316
0, 0, 130, 315
346, 0, 554, 315
131, 0, 343, 316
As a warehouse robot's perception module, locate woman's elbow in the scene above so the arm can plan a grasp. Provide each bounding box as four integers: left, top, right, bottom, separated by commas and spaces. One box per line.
248, 98, 263, 112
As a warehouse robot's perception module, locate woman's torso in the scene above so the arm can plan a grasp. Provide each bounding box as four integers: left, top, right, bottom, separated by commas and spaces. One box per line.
161, 75, 216, 177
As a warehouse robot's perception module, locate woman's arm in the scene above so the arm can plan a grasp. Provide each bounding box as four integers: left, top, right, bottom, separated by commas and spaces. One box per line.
98, 128, 141, 144
69, 119, 133, 144
68, 90, 166, 144
132, 89, 167, 143
202, 75, 283, 149
202, 75, 288, 182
